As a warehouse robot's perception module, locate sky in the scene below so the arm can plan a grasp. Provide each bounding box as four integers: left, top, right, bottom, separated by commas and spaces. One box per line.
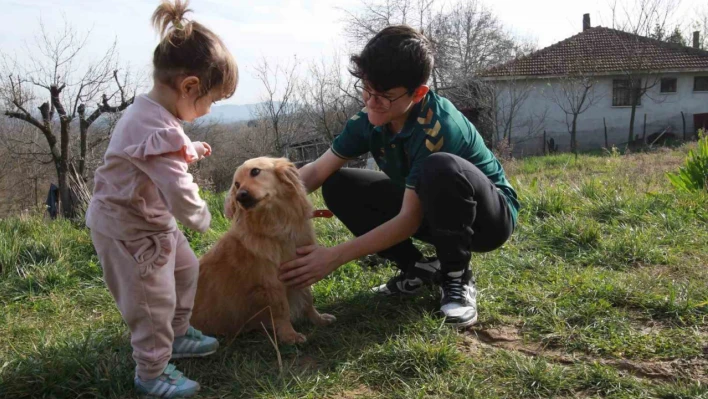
1, 0, 704, 105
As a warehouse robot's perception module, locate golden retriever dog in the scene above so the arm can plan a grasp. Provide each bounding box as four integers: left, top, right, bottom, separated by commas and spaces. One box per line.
191, 157, 335, 344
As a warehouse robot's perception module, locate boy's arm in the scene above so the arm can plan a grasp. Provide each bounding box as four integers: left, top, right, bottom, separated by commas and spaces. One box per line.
279, 188, 423, 288
335, 188, 422, 262
298, 149, 347, 194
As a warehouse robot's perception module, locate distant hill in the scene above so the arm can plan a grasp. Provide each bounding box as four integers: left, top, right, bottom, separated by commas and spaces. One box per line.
203, 103, 277, 123
11, 102, 270, 129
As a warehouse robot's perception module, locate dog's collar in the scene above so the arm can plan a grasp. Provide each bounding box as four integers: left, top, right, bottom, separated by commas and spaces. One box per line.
312, 209, 333, 218
233, 210, 332, 222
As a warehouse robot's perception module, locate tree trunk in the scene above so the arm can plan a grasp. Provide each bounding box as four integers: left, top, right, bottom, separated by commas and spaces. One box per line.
506, 110, 513, 147
273, 119, 282, 156
58, 168, 71, 218
642, 113, 647, 146
543, 130, 547, 155
628, 103, 637, 144
59, 117, 74, 218
79, 117, 88, 178
571, 114, 578, 155
491, 125, 497, 150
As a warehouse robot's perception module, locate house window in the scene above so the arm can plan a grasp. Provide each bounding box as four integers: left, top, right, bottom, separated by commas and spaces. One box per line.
695, 76, 708, 92
613, 79, 642, 106
660, 78, 677, 93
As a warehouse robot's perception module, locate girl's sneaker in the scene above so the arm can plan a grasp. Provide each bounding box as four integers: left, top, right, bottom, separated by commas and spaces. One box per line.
134, 363, 199, 398
172, 326, 219, 359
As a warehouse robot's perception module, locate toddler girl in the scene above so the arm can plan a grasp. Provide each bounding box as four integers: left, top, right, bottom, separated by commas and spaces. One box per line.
86, 1, 238, 397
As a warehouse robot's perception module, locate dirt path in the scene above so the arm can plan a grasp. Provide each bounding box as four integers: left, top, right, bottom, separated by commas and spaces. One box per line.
461, 326, 708, 383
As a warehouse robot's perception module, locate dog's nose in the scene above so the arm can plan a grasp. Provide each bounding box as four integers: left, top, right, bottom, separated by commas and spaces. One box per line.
235, 189, 251, 203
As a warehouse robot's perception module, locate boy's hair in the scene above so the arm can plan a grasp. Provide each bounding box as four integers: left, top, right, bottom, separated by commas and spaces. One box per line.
152, 0, 238, 100
349, 25, 433, 93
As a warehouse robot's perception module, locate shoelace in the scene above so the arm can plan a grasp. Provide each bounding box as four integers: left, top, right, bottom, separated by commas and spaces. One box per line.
442, 278, 464, 301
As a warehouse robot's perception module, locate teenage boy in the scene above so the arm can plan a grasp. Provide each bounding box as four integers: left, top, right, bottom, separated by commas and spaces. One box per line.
279, 25, 519, 327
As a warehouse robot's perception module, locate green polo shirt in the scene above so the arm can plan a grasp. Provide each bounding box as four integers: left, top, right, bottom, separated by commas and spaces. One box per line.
331, 90, 519, 226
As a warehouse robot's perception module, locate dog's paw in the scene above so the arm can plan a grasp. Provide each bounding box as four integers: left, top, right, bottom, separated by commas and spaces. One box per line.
280, 332, 307, 345
316, 313, 336, 326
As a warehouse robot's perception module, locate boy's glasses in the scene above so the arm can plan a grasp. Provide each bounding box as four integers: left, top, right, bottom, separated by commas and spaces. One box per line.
354, 82, 410, 111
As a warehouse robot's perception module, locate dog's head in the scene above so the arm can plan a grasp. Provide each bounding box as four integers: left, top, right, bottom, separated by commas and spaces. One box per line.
224, 157, 306, 220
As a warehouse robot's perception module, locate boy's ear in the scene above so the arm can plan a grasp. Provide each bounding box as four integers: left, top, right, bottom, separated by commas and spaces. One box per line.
413, 85, 429, 102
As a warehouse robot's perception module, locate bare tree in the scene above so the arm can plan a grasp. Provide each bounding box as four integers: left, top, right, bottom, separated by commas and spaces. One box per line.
607, 0, 679, 144
434, 0, 533, 89
546, 62, 602, 155
492, 76, 534, 148
77, 68, 138, 176
340, 0, 422, 45
651, 24, 688, 45
341, 0, 535, 93
0, 18, 135, 217
300, 55, 362, 144
693, 6, 707, 49
253, 57, 304, 156
341, 0, 449, 90
0, 117, 55, 216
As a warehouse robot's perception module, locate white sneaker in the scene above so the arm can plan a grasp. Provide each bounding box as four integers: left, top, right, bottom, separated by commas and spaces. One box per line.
371, 257, 441, 296
440, 270, 478, 328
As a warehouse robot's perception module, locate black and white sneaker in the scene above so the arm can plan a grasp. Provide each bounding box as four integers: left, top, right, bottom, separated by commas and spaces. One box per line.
372, 257, 441, 296
440, 270, 478, 328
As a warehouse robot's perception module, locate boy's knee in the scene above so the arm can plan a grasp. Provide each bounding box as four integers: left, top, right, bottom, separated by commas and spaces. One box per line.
418, 153, 460, 191
321, 170, 346, 209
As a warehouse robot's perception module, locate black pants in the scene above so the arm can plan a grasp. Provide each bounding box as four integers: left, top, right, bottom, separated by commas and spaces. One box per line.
322, 153, 514, 284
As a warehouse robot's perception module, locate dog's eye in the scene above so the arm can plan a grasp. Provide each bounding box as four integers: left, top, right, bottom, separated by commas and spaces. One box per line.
250, 168, 261, 177
234, 182, 240, 189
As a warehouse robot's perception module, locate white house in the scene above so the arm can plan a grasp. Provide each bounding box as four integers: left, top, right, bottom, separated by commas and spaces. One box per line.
479, 15, 708, 155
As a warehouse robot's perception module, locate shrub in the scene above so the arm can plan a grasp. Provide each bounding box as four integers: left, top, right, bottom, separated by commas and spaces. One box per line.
666, 129, 708, 192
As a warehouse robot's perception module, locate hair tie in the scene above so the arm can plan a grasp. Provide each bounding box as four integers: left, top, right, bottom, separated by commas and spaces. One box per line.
174, 19, 184, 30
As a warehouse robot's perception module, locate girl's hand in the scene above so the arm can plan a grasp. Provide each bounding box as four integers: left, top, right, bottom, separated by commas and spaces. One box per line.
194, 142, 212, 159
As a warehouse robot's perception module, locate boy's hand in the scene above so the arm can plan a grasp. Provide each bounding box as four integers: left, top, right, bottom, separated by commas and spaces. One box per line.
279, 245, 341, 289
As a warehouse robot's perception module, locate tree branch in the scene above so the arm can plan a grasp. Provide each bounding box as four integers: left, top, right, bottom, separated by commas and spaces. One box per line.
113, 69, 126, 104
5, 99, 53, 136
50, 84, 68, 119
5, 110, 47, 133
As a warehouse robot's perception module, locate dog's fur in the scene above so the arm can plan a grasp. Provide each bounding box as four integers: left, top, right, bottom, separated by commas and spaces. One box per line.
191, 157, 335, 344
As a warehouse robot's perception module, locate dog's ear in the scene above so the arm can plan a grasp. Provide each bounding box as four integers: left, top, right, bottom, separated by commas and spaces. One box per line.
274, 158, 304, 192
224, 186, 239, 220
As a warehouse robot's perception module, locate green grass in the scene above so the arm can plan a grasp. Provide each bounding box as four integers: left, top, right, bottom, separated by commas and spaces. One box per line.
1, 145, 707, 398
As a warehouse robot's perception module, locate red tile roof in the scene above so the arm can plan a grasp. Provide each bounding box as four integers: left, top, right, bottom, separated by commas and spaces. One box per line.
480, 27, 708, 78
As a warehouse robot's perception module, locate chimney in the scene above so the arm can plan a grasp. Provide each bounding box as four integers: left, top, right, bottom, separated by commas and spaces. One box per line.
694, 31, 700, 49
583, 13, 591, 31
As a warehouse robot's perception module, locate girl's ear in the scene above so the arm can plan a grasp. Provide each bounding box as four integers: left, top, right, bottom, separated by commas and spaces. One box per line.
179, 76, 201, 97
